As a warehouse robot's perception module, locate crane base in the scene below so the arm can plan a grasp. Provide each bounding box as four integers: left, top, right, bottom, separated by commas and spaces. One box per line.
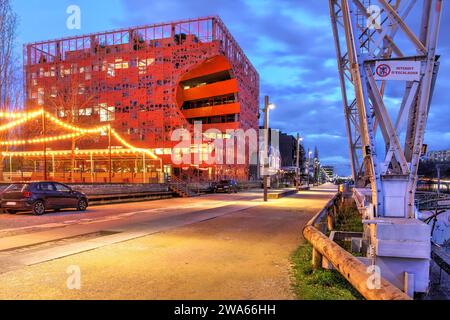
367, 218, 431, 294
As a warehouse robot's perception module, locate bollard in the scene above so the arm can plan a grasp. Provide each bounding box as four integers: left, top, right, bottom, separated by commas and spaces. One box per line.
312, 248, 323, 270
333, 203, 338, 220
327, 211, 334, 231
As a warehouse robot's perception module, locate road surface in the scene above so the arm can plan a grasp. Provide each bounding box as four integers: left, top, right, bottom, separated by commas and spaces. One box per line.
0, 185, 337, 300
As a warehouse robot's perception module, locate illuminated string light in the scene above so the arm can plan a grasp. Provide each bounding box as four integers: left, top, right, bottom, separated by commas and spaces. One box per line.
110, 127, 158, 160
44, 112, 110, 133
0, 132, 83, 146
0, 109, 43, 119
0, 110, 43, 132
2, 148, 149, 158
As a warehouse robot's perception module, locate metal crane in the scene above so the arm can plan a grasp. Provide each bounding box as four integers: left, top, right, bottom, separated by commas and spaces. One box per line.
329, 0, 443, 295
330, 0, 443, 218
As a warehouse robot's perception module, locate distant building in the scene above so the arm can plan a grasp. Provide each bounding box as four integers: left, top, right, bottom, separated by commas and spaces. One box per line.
260, 127, 305, 176
427, 150, 450, 162
279, 132, 298, 168
258, 127, 281, 176
322, 165, 335, 180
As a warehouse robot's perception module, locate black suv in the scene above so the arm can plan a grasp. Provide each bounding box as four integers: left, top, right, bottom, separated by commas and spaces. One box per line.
1, 182, 88, 215
214, 180, 239, 193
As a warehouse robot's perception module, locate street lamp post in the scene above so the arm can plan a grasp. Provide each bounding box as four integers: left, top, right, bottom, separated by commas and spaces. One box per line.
42, 108, 47, 181
262, 96, 275, 202
108, 124, 112, 184
296, 134, 302, 189
307, 150, 312, 188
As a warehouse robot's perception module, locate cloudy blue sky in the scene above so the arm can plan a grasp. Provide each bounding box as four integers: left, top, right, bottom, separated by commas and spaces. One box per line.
12, 0, 450, 175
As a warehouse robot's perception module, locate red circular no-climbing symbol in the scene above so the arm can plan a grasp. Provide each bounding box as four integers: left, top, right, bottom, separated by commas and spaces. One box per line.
376, 64, 391, 78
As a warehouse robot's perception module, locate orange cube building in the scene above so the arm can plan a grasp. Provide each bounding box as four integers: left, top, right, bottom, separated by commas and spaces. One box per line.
23, 16, 259, 183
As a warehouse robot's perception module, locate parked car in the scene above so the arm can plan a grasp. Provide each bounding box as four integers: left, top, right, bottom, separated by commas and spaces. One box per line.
214, 180, 239, 193
1, 182, 88, 216
205, 181, 217, 193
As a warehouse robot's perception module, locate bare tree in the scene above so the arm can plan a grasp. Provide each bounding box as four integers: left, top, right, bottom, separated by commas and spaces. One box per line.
45, 75, 98, 182
0, 0, 19, 110
0, 0, 20, 181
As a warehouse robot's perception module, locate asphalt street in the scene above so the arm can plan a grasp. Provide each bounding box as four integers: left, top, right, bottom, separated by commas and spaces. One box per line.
0, 186, 337, 299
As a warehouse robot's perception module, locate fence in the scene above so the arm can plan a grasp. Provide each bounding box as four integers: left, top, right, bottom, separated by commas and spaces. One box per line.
302, 192, 411, 300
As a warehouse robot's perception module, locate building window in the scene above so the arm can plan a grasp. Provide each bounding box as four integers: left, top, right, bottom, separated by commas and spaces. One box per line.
51, 87, 57, 98
58, 109, 67, 118
182, 94, 237, 110
138, 58, 155, 74
79, 108, 93, 116
99, 104, 115, 122
107, 64, 115, 77
78, 85, 85, 95
37, 88, 44, 106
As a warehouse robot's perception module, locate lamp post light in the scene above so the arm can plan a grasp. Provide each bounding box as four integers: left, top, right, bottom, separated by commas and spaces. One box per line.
108, 124, 112, 184
42, 108, 48, 181
307, 150, 312, 188
262, 96, 275, 202
296, 134, 303, 189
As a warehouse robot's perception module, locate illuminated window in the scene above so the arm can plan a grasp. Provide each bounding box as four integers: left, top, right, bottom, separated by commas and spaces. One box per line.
79, 108, 93, 116
78, 85, 85, 95
99, 104, 115, 122
50, 87, 57, 98
107, 64, 115, 77
138, 58, 155, 74
114, 59, 129, 70
58, 109, 67, 118
115, 59, 123, 69
37, 88, 44, 106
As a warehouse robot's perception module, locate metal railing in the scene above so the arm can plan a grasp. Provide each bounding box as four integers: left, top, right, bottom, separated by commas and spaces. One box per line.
87, 191, 173, 205
302, 192, 411, 300
168, 176, 197, 197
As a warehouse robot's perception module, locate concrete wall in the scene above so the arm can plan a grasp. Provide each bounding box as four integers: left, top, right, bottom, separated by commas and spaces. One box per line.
187, 181, 262, 192
0, 183, 169, 196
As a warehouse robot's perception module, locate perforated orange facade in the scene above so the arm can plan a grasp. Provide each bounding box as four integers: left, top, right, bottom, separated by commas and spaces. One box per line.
23, 16, 259, 181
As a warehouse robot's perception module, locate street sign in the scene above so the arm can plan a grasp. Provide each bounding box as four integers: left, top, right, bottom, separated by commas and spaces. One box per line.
374, 60, 421, 81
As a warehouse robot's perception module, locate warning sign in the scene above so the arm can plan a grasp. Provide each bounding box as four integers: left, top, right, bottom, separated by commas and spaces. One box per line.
374, 60, 421, 81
